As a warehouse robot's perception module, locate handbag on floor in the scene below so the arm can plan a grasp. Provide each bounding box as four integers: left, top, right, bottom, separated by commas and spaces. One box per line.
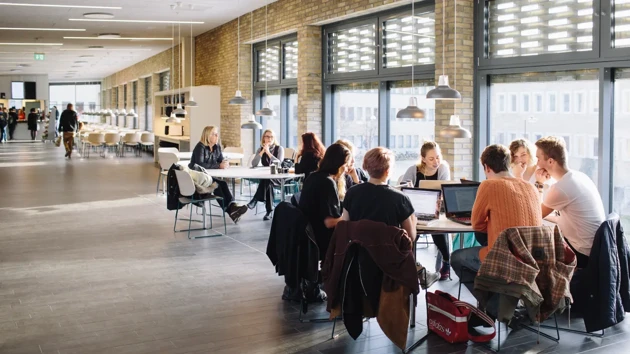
54, 135, 62, 147
427, 290, 496, 343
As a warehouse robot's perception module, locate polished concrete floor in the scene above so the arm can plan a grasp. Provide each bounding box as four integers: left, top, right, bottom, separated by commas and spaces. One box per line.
0, 142, 629, 354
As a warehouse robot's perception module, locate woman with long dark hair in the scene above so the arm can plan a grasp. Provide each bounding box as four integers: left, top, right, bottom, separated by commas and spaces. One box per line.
294, 132, 325, 179
299, 143, 351, 258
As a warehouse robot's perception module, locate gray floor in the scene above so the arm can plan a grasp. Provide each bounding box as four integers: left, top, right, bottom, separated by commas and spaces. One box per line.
0, 142, 628, 354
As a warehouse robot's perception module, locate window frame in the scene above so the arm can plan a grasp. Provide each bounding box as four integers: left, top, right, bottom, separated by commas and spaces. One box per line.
253, 34, 297, 89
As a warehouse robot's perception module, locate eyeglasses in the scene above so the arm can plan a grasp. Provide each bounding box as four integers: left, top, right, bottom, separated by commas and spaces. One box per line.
263, 135, 273, 138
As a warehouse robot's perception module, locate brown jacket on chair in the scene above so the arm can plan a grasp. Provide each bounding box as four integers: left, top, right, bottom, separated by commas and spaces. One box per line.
322, 220, 419, 349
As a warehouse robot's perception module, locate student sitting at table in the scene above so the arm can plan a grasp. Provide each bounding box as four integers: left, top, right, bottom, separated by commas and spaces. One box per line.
294, 132, 325, 180
535, 136, 605, 269
335, 139, 368, 190
298, 143, 349, 261
342, 147, 440, 288
451, 144, 542, 285
509, 138, 554, 192
401, 141, 452, 280
189, 126, 248, 223
247, 129, 285, 220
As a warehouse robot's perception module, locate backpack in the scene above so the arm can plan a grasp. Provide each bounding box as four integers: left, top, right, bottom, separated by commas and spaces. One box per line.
0, 116, 6, 128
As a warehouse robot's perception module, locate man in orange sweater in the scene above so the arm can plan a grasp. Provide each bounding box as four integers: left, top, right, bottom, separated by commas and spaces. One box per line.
452, 145, 543, 288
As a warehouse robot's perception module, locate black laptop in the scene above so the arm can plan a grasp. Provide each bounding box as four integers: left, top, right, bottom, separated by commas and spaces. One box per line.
401, 187, 441, 223
441, 183, 480, 225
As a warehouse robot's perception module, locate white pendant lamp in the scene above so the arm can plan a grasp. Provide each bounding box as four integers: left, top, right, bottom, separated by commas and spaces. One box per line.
187, 15, 198, 107
228, 14, 249, 105
126, 109, 137, 117
117, 109, 126, 116
438, 0, 470, 138
426, 0, 462, 100
241, 114, 263, 129
173, 103, 187, 116
396, 0, 424, 119
166, 112, 181, 124
255, 1, 276, 117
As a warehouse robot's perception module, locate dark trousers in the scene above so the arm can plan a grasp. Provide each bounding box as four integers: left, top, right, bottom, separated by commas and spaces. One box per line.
211, 180, 234, 211
8, 124, 16, 140
431, 234, 450, 262
253, 179, 278, 212
30, 130, 36, 140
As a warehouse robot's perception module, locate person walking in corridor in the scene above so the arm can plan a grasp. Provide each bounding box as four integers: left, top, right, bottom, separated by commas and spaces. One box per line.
58, 104, 78, 159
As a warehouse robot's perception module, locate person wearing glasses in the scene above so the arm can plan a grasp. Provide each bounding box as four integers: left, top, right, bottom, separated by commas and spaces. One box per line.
189, 126, 248, 224
247, 129, 285, 220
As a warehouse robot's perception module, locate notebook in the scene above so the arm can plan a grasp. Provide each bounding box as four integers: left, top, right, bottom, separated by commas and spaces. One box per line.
401, 187, 441, 226
441, 183, 480, 226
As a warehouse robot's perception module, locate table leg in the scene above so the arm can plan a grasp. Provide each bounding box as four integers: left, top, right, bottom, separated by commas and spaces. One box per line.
231, 178, 236, 197
411, 234, 418, 329
280, 179, 285, 201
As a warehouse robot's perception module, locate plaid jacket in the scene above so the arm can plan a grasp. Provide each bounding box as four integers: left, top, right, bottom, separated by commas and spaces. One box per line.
474, 226, 577, 322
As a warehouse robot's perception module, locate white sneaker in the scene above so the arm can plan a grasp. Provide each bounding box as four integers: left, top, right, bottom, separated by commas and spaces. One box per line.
417, 263, 440, 289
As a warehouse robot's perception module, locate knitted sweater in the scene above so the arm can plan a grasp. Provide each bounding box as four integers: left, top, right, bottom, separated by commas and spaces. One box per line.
472, 177, 543, 261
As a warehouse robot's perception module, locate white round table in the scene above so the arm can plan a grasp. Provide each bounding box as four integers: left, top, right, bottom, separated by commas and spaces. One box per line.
203, 167, 302, 200
177, 151, 244, 161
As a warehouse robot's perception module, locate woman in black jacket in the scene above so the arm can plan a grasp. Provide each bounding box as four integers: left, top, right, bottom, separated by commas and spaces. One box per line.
247, 129, 285, 220
188, 126, 247, 223
27, 108, 39, 140
294, 132, 325, 180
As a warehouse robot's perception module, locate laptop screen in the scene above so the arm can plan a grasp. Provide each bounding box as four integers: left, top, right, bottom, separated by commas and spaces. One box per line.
401, 188, 441, 217
442, 184, 479, 214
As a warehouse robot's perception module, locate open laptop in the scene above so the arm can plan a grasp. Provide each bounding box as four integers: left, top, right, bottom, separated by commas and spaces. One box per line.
441, 184, 480, 226
401, 187, 441, 225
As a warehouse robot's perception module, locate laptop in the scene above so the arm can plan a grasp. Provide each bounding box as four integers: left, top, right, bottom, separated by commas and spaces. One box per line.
401, 187, 441, 225
460, 179, 481, 185
418, 180, 459, 191
441, 184, 480, 226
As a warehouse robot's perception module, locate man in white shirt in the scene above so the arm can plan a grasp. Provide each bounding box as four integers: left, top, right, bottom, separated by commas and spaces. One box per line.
534, 136, 605, 268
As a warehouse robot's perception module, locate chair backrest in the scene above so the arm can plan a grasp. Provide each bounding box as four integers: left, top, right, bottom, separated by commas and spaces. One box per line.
224, 146, 244, 154
141, 132, 154, 143
247, 153, 258, 167
285, 147, 296, 160
157, 147, 179, 154
158, 151, 180, 170
174, 169, 196, 197
88, 132, 105, 145
104, 133, 119, 144
124, 132, 141, 144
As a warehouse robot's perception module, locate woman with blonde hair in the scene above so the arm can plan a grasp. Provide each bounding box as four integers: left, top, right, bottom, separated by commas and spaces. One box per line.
509, 138, 538, 184
335, 139, 368, 189
299, 143, 351, 260
401, 141, 452, 280
248, 129, 285, 220
189, 126, 248, 223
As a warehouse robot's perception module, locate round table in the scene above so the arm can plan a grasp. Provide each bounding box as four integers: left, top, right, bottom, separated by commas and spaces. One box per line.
177, 151, 244, 161
201, 167, 302, 200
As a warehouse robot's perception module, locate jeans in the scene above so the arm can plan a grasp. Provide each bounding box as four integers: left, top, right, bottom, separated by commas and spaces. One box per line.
452, 246, 500, 318
0, 127, 6, 142
431, 234, 450, 262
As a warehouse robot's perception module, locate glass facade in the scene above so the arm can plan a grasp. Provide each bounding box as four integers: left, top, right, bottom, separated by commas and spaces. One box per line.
327, 23, 377, 73
382, 10, 435, 68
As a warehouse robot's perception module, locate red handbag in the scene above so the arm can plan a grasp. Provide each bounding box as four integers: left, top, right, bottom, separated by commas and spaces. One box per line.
427, 290, 496, 343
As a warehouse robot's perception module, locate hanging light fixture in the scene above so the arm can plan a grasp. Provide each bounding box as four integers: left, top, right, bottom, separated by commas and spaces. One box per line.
255, 0, 276, 117
126, 109, 137, 117
187, 13, 198, 107
228, 13, 249, 105
166, 112, 181, 124
173, 19, 188, 116
396, 0, 424, 119
438, 0, 471, 138
426, 0, 462, 100
241, 114, 263, 129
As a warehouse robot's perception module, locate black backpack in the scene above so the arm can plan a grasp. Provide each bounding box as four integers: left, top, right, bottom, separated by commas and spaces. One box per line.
0, 116, 6, 128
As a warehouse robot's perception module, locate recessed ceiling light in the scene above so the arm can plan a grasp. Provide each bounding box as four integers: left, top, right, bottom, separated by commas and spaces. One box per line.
74, 61, 88, 63
17, 63, 29, 67
79, 55, 94, 57
60, 48, 152, 51
97, 33, 120, 39
0, 27, 85, 31
10, 69, 22, 72
88, 45, 103, 49
69, 18, 204, 24
0, 42, 62, 46
65, 36, 172, 41
0, 2, 120, 9
83, 12, 115, 19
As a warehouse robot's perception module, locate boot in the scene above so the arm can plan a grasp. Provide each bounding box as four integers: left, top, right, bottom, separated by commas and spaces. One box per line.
263, 211, 272, 221
247, 198, 257, 210
439, 261, 451, 281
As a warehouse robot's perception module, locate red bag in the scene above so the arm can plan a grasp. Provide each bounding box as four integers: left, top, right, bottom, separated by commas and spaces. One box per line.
427, 290, 496, 343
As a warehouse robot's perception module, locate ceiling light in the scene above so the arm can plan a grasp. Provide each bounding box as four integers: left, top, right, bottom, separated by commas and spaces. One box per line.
439, 115, 471, 139
74, 61, 88, 63
60, 48, 152, 51
83, 12, 115, 19
97, 33, 120, 39
88, 46, 103, 48
69, 18, 204, 24
255, 1, 276, 117
0, 42, 62, 46
241, 114, 262, 129
228, 15, 249, 105
0, 2, 121, 9
79, 55, 94, 57
0, 27, 85, 31
427, 0, 461, 101
397, 0, 423, 119
64, 36, 172, 41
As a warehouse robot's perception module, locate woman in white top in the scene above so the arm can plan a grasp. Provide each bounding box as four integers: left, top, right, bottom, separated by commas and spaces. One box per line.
509, 139, 539, 184
401, 141, 452, 280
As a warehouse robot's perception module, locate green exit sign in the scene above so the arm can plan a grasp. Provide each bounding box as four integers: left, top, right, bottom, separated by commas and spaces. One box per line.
34, 53, 45, 61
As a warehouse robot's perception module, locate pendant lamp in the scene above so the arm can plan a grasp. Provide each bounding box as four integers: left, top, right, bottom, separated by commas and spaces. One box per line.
426, 0, 462, 100
187, 15, 198, 107
255, 1, 276, 117
166, 112, 181, 124
126, 109, 137, 117
228, 14, 249, 105
241, 114, 263, 129
173, 21, 188, 116
438, 0, 470, 138
396, 0, 424, 119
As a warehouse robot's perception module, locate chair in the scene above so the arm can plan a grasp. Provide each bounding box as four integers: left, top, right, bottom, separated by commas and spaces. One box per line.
157, 150, 180, 195
224, 146, 244, 166
83, 132, 105, 158
104, 132, 121, 157
140, 132, 154, 153
284, 147, 296, 160
173, 169, 226, 239
120, 132, 141, 157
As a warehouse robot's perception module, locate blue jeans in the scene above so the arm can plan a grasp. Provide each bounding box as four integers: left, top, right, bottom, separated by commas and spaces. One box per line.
0, 127, 6, 142
451, 246, 482, 286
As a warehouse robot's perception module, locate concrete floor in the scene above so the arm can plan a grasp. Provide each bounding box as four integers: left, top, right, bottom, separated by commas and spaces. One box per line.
0, 142, 628, 354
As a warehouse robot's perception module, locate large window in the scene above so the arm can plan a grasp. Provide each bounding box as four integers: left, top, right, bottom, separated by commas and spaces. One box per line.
489, 70, 599, 184
283, 41, 298, 80
288, 88, 298, 148
613, 0, 630, 48
327, 23, 377, 74
144, 77, 152, 132
159, 71, 170, 91
614, 69, 630, 227
382, 10, 435, 68
50, 82, 101, 115
257, 44, 281, 82
258, 89, 281, 138
389, 80, 436, 178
